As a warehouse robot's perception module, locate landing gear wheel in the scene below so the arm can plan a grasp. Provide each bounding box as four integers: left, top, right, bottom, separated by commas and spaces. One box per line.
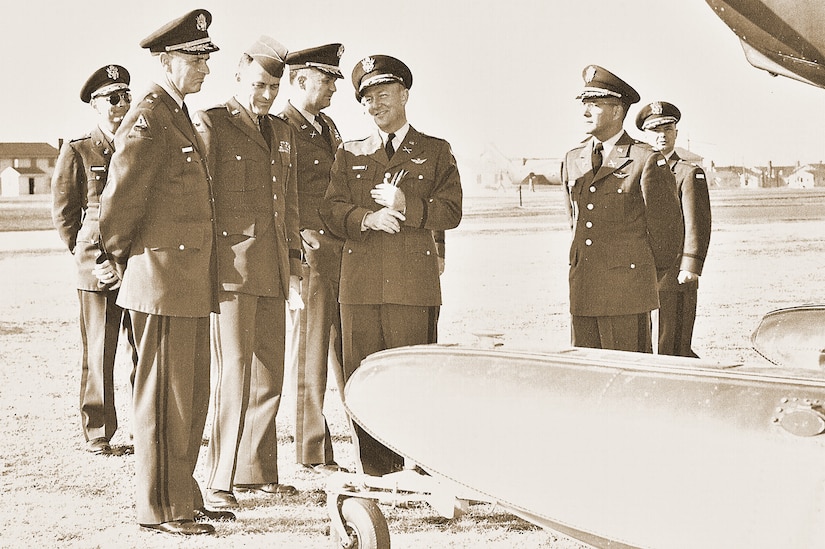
332, 497, 390, 549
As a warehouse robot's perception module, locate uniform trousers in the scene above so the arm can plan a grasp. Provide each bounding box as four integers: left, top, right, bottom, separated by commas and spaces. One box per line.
658, 282, 699, 357
129, 311, 209, 525
288, 231, 345, 466
341, 303, 438, 476
207, 291, 286, 491
77, 288, 136, 442
571, 313, 653, 353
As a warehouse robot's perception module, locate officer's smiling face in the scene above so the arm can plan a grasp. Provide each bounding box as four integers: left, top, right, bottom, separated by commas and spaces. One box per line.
360, 82, 408, 134
237, 59, 280, 115
164, 52, 210, 96
582, 98, 623, 140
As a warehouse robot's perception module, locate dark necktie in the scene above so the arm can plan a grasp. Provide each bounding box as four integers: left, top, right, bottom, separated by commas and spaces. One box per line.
315, 114, 332, 148
258, 115, 272, 151
385, 133, 396, 159
592, 141, 603, 174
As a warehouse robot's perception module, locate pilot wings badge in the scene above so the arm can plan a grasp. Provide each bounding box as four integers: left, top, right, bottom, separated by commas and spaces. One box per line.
411, 157, 426, 164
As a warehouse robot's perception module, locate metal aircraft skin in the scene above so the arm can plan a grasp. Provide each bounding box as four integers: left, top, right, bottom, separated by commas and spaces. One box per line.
705, 0, 825, 88
344, 306, 825, 549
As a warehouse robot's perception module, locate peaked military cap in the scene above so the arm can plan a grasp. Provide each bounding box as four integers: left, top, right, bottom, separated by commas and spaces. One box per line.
80, 64, 130, 103
351, 54, 412, 101
286, 43, 345, 79
245, 35, 288, 77
139, 9, 219, 54
577, 64, 640, 105
636, 101, 682, 130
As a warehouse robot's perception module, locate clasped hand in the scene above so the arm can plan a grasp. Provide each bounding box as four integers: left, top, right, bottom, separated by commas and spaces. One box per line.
364, 207, 406, 234
370, 182, 406, 212
92, 258, 121, 290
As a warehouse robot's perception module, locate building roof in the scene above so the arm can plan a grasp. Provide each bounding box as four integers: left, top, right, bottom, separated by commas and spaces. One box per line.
4, 165, 46, 175
0, 142, 59, 158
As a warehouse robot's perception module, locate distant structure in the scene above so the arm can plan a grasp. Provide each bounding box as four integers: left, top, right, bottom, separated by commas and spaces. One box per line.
787, 163, 825, 188
477, 143, 561, 190
0, 142, 59, 196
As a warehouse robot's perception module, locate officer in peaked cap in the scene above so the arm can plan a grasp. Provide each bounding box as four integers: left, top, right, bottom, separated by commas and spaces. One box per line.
279, 43, 347, 476
320, 53, 461, 476
52, 63, 138, 459
139, 8, 219, 54
561, 65, 682, 354
350, 54, 413, 101
99, 8, 228, 536
636, 101, 711, 358
286, 43, 345, 78
577, 64, 641, 106
80, 64, 130, 104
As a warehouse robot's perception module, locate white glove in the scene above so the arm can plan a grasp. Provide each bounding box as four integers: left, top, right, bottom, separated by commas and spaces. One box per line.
287, 286, 304, 310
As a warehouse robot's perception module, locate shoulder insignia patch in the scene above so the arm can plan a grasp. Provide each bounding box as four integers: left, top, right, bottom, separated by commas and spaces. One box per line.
657, 158, 667, 167
135, 114, 149, 129
696, 173, 705, 179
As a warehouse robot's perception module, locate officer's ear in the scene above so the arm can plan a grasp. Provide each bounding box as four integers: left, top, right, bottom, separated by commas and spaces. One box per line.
296, 74, 307, 90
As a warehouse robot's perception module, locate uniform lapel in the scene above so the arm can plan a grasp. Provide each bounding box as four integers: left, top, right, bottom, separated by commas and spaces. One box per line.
387, 126, 421, 170
593, 131, 633, 183
226, 97, 268, 153
284, 102, 331, 153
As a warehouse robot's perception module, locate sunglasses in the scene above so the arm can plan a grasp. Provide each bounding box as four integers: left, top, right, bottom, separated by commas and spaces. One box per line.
97, 91, 131, 105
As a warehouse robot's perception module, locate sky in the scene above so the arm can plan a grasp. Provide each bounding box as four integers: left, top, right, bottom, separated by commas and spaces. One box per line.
3, 0, 824, 167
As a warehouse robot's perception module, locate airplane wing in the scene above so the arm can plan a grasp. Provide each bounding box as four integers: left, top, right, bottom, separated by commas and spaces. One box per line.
706, 0, 825, 88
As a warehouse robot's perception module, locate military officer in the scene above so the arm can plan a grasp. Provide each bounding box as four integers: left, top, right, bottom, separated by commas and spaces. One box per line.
196, 36, 302, 510
561, 65, 682, 353
636, 101, 712, 357
320, 55, 463, 476
52, 64, 137, 456
279, 42, 347, 475
98, 9, 233, 535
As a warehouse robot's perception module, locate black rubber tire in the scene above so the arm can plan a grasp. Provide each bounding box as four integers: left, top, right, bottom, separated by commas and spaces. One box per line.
331, 498, 391, 549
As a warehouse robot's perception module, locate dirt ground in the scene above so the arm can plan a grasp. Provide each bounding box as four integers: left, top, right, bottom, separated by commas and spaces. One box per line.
1, 187, 824, 548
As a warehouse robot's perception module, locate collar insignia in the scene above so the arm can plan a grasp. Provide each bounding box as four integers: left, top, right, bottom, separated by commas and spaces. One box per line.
402, 146, 413, 154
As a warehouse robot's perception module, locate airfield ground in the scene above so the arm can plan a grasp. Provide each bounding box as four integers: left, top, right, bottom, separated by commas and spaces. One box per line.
1, 187, 824, 548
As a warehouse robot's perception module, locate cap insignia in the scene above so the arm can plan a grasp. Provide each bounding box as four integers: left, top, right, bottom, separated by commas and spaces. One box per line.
651, 102, 663, 115
585, 66, 597, 83
361, 57, 375, 73
196, 13, 207, 31
106, 65, 119, 80
337, 45, 345, 59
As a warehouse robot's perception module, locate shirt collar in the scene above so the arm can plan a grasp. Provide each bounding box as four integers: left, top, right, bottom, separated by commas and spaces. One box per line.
291, 101, 322, 132
592, 129, 623, 159
156, 79, 184, 108
379, 123, 409, 148
98, 125, 115, 142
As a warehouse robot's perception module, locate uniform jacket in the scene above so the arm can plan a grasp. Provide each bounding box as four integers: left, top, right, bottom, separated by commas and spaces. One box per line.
277, 101, 342, 232
99, 83, 217, 317
562, 131, 683, 316
195, 97, 301, 297
320, 126, 462, 306
52, 126, 116, 291
659, 151, 712, 291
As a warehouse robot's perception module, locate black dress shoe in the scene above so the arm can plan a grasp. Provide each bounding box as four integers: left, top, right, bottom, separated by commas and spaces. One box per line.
86, 438, 112, 455
195, 507, 236, 522
205, 489, 239, 509
140, 520, 215, 535
234, 482, 297, 496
